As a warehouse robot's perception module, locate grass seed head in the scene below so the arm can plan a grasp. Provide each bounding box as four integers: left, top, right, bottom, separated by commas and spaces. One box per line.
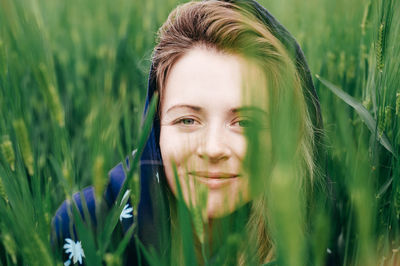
93, 155, 106, 199
395, 93, 400, 116
12, 119, 34, 176
376, 23, 385, 72
38, 63, 65, 128
62, 160, 72, 187
1, 233, 17, 264
48, 84, 65, 128
0, 177, 8, 203
384, 106, 393, 131
1, 135, 15, 171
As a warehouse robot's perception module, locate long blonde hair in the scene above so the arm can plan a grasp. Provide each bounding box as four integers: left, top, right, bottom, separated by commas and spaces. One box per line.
152, 0, 318, 263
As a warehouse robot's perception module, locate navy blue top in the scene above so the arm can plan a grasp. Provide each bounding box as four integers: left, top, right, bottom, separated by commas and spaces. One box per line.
52, 157, 134, 245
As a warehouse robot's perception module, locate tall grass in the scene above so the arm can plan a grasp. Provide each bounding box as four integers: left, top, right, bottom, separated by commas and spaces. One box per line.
0, 0, 399, 265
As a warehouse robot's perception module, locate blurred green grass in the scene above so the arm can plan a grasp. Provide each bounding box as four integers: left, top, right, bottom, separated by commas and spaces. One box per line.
0, 0, 399, 265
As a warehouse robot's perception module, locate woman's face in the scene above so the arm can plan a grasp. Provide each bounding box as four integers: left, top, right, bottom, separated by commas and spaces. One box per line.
159, 46, 268, 219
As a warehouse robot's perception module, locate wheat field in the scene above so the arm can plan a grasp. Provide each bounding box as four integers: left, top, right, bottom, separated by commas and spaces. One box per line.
0, 0, 399, 265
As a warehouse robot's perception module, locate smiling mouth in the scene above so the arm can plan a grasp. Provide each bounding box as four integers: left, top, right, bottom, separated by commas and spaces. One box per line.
188, 171, 240, 189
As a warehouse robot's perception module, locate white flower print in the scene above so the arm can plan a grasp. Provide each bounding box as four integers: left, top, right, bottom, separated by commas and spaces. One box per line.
120, 204, 133, 221
63, 238, 85, 264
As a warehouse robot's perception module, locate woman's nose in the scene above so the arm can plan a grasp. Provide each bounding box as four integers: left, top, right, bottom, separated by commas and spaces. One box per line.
196, 126, 231, 162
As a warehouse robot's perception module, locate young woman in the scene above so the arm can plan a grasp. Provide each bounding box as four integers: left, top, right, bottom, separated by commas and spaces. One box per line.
53, 0, 332, 265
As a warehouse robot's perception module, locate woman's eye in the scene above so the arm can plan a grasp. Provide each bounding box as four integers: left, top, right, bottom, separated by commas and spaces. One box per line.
178, 118, 196, 125
233, 118, 268, 130
237, 119, 252, 127
233, 119, 253, 128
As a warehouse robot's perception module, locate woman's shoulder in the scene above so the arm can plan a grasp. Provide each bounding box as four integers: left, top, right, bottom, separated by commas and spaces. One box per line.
51, 154, 135, 247
104, 160, 130, 207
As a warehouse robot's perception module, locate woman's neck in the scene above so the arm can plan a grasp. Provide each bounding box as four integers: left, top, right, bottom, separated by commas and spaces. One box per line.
202, 202, 252, 260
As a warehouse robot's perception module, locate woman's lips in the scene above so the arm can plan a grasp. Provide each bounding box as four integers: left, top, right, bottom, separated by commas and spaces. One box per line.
188, 172, 239, 189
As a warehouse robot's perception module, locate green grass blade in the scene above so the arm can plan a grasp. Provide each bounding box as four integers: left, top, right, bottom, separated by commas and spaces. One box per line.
316, 74, 395, 156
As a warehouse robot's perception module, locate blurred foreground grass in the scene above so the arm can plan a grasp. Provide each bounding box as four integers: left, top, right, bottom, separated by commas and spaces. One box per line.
0, 0, 399, 265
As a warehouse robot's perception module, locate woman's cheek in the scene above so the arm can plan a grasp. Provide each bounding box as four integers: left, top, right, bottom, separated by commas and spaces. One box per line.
160, 127, 193, 192
233, 133, 247, 161
163, 128, 195, 163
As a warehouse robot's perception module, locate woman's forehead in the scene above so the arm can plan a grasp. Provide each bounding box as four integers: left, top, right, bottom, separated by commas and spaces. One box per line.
161, 46, 269, 113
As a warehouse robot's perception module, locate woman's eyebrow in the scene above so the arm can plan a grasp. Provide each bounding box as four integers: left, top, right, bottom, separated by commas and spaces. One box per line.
231, 106, 268, 115
165, 104, 202, 114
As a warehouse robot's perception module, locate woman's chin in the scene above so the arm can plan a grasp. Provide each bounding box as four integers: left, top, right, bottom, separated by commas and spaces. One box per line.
204, 191, 249, 219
